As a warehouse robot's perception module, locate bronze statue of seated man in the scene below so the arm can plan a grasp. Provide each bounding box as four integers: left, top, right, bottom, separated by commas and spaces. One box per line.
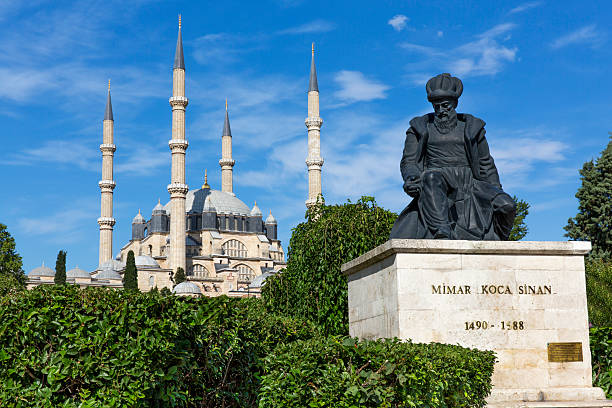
390, 73, 516, 240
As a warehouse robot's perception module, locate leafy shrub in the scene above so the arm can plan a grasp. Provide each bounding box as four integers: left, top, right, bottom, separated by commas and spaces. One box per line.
262, 197, 397, 335
586, 260, 612, 327
0, 285, 317, 407
591, 327, 612, 398
259, 336, 496, 408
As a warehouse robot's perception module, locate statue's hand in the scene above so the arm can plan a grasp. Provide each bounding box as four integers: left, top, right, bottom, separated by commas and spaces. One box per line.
403, 176, 421, 198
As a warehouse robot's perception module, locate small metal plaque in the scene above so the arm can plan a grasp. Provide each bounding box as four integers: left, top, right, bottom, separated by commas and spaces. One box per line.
547, 342, 583, 362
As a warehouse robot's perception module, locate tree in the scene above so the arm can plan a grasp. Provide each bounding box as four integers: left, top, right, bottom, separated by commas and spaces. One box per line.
54, 250, 66, 285
174, 267, 186, 285
123, 250, 138, 290
0, 223, 25, 285
565, 133, 612, 258
508, 196, 530, 241
262, 197, 397, 336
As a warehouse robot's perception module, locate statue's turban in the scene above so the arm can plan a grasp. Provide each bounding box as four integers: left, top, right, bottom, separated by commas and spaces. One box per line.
426, 73, 463, 102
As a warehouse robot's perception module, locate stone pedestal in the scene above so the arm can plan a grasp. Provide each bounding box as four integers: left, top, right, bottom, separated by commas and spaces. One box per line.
341, 239, 608, 405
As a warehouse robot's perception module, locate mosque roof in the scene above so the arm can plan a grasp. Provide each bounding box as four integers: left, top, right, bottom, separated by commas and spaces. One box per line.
153, 200, 165, 214
266, 211, 277, 224
67, 267, 91, 279
173, 281, 202, 295
132, 209, 145, 224
95, 269, 122, 280
249, 271, 275, 289
96, 259, 125, 272
250, 202, 262, 217
135, 255, 160, 268
29, 264, 55, 277
164, 188, 251, 216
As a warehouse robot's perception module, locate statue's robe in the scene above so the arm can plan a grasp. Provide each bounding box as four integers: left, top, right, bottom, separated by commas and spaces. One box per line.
390, 113, 515, 240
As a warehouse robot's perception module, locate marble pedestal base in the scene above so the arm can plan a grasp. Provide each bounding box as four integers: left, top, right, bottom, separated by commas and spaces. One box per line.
341, 239, 607, 405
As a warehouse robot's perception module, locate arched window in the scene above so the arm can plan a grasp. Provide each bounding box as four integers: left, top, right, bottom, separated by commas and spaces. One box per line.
235, 264, 255, 282
193, 264, 210, 278
222, 239, 247, 258
149, 276, 154, 288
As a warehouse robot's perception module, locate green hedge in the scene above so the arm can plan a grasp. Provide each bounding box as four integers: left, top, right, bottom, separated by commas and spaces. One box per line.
591, 327, 612, 398
586, 260, 612, 327
258, 336, 496, 408
0, 285, 317, 407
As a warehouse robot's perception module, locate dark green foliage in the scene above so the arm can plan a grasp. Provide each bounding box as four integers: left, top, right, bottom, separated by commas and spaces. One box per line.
259, 336, 496, 408
590, 327, 612, 398
565, 134, 612, 258
262, 197, 397, 336
54, 250, 66, 285
123, 250, 138, 290
0, 273, 24, 297
508, 196, 529, 241
0, 223, 25, 285
174, 267, 186, 285
0, 285, 317, 407
585, 260, 612, 327
160, 287, 171, 297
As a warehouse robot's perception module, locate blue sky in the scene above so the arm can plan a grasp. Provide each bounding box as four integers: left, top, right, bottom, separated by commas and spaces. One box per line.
1, 0, 611, 273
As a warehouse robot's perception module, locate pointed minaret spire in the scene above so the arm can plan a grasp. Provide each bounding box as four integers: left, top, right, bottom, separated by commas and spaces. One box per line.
104, 79, 113, 121
308, 42, 318, 92
98, 81, 117, 266
174, 14, 185, 70
220, 100, 235, 194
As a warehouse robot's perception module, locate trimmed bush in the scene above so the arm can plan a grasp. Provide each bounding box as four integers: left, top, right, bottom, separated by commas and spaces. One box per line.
259, 336, 496, 408
586, 260, 612, 327
262, 197, 397, 335
591, 327, 612, 398
0, 285, 317, 407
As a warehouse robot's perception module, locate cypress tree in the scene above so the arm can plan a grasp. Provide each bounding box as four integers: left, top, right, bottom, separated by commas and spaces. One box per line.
123, 250, 138, 290
174, 267, 186, 285
508, 196, 530, 241
54, 250, 66, 285
565, 133, 612, 258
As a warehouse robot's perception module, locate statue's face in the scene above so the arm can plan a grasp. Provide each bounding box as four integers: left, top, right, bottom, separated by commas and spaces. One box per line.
432, 98, 457, 119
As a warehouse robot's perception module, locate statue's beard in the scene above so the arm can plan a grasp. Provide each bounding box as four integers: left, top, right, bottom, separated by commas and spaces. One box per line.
434, 110, 458, 134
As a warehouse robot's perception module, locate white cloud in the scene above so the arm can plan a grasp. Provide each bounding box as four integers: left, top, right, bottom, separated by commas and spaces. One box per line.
437, 31, 444, 38
509, 1, 542, 14
333, 70, 390, 103
277, 19, 336, 35
388, 15, 408, 32
551, 25, 604, 49
6, 140, 99, 171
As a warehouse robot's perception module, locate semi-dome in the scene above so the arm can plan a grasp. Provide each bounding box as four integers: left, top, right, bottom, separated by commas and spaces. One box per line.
164, 188, 251, 216
95, 269, 122, 280
29, 264, 55, 277
250, 201, 262, 217
172, 281, 202, 295
135, 255, 160, 268
67, 267, 90, 279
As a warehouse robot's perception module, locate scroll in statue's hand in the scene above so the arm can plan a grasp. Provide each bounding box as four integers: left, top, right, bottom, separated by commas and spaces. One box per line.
403, 176, 421, 198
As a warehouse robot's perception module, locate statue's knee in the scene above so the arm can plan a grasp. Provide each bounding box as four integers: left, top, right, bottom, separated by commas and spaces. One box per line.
493, 194, 516, 215
422, 170, 441, 186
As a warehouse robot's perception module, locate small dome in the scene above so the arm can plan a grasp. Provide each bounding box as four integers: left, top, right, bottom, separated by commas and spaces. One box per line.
250, 201, 262, 217
67, 267, 90, 279
95, 269, 122, 280
249, 271, 275, 289
29, 264, 55, 277
132, 209, 146, 224
135, 255, 160, 268
265, 211, 277, 224
152, 199, 165, 214
173, 281, 202, 295
96, 259, 125, 272
203, 195, 216, 212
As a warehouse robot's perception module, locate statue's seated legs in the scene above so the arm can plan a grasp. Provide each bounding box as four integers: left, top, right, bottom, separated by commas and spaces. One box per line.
421, 169, 453, 239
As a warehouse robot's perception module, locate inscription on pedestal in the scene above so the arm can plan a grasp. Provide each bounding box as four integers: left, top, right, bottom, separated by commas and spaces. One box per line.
548, 342, 583, 362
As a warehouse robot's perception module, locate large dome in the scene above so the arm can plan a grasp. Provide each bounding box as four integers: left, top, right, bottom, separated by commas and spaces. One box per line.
29, 265, 55, 277
135, 255, 160, 268
164, 188, 251, 216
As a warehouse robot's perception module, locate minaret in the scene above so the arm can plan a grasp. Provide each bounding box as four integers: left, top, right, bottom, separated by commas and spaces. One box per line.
167, 15, 189, 274
97, 80, 116, 266
219, 99, 235, 195
305, 42, 324, 208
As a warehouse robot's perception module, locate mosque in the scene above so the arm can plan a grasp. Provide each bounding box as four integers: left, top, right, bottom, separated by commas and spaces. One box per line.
26, 17, 325, 297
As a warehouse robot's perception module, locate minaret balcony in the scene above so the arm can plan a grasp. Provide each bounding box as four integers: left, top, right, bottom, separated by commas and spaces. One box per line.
169, 96, 189, 108
98, 180, 116, 190
219, 158, 235, 167
305, 117, 323, 129
97, 217, 116, 228
168, 139, 189, 151
99, 143, 116, 153
306, 158, 324, 168
167, 183, 189, 197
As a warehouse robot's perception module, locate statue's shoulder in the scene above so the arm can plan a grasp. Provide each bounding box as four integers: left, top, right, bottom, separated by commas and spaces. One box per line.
458, 113, 486, 129
408, 113, 434, 136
